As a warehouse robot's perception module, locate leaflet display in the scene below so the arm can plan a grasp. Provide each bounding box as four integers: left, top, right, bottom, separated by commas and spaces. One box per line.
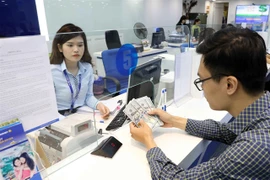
0, 36, 59, 132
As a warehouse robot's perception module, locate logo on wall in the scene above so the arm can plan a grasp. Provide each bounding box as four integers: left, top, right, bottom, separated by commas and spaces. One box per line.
259, 5, 267, 12
183, 0, 198, 15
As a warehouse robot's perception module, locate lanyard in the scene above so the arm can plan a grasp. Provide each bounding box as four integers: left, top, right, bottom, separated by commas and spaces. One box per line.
63, 70, 82, 112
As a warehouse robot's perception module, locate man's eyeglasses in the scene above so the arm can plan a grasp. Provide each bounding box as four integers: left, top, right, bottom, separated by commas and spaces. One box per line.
194, 74, 229, 91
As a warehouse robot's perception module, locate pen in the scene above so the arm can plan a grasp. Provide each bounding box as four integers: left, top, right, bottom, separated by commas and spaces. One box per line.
158, 90, 162, 108
160, 88, 166, 111
117, 100, 123, 106
164, 89, 167, 111
164, 88, 167, 106
99, 120, 104, 123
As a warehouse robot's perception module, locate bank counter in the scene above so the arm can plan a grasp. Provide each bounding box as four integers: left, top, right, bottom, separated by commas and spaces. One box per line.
38, 48, 231, 180
40, 94, 231, 180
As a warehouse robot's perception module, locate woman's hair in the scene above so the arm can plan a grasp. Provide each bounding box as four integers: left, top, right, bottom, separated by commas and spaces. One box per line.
177, 15, 187, 25
198, 28, 215, 44
13, 157, 21, 167
194, 18, 200, 25
20, 152, 35, 171
50, 23, 92, 65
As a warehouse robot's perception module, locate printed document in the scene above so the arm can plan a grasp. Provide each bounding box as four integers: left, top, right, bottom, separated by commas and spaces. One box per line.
0, 36, 59, 132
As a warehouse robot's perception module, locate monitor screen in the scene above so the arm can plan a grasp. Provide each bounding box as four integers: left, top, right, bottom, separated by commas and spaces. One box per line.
235, 5, 270, 24
127, 58, 162, 103
156, 28, 165, 41
0, 0, 40, 37
151, 32, 162, 48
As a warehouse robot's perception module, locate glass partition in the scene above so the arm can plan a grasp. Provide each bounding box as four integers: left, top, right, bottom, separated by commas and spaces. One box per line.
37, 26, 183, 179
32, 24, 223, 178
3, 22, 268, 179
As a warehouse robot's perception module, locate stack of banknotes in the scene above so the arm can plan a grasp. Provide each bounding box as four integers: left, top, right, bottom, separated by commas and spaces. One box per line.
123, 96, 164, 129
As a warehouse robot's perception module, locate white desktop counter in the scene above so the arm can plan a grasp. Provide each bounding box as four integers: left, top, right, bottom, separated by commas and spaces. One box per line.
43, 96, 231, 180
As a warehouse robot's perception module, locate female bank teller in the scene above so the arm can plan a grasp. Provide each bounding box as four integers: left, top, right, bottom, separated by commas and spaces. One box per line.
50, 23, 109, 118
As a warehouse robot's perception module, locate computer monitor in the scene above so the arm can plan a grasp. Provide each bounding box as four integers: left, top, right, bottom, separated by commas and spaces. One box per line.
156, 27, 166, 42
151, 32, 163, 49
235, 5, 270, 24
168, 34, 185, 43
0, 0, 41, 37
127, 58, 162, 103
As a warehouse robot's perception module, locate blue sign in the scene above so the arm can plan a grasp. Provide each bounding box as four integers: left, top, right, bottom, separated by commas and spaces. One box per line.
116, 44, 138, 76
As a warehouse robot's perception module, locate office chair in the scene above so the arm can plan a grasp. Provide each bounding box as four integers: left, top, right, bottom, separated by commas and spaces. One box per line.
180, 42, 195, 53
93, 75, 120, 99
101, 48, 129, 95
105, 30, 122, 49
156, 27, 166, 42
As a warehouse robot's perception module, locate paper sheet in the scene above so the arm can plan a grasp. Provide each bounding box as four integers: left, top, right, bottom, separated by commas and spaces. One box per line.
77, 98, 119, 114
0, 36, 59, 132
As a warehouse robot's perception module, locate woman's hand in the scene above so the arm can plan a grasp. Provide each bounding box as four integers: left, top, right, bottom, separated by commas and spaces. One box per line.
96, 102, 110, 119
266, 54, 270, 64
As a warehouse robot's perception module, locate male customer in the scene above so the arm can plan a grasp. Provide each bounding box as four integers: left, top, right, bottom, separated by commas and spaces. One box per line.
130, 27, 270, 179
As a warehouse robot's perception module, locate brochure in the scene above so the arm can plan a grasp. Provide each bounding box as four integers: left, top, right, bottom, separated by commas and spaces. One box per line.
0, 119, 42, 180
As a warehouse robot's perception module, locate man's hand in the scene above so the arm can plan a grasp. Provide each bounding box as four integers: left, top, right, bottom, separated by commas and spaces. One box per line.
129, 120, 157, 150
148, 109, 187, 130
148, 109, 174, 127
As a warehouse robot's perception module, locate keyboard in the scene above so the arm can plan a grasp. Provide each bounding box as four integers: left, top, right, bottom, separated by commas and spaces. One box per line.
105, 105, 130, 131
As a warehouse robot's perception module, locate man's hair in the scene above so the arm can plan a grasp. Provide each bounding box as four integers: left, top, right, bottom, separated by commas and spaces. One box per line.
198, 28, 215, 44
196, 27, 267, 95
175, 26, 182, 30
